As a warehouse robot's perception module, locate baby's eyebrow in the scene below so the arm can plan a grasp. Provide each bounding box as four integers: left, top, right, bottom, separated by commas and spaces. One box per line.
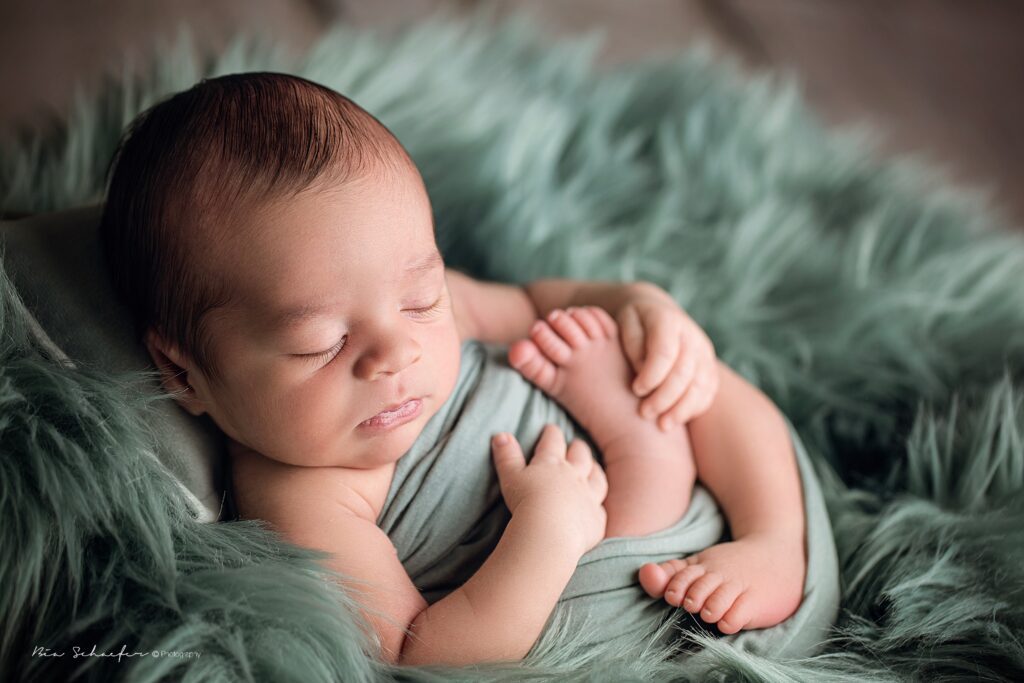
269, 302, 333, 329
267, 251, 444, 330
402, 251, 444, 280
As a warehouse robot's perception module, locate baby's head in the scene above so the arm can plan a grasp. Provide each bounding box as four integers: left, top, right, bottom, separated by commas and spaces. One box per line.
100, 72, 462, 469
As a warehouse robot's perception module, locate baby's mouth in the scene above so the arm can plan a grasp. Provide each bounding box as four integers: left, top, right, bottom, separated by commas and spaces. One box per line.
359, 398, 423, 430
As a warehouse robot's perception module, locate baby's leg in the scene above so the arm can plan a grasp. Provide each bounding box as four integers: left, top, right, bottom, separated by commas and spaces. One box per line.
509, 306, 696, 539
637, 407, 806, 634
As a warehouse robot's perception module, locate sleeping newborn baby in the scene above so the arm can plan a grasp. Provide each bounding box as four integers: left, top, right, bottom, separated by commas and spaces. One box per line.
99, 72, 810, 666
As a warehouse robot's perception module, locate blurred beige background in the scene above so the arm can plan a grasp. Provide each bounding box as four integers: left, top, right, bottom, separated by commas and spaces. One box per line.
1, 0, 1022, 228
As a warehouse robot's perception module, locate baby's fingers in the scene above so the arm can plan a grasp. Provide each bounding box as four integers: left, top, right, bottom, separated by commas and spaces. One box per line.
632, 318, 680, 397
491, 432, 525, 482
532, 423, 568, 463
660, 365, 719, 429
566, 438, 594, 472
661, 384, 703, 428
588, 461, 608, 503
493, 436, 528, 479
640, 354, 696, 421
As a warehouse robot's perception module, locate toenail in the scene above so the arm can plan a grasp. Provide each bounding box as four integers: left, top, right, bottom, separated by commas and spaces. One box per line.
683, 597, 693, 606
548, 310, 560, 320
665, 590, 677, 599
531, 321, 544, 334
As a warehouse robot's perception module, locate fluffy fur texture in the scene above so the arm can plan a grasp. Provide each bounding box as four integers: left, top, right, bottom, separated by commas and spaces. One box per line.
2, 9, 1023, 681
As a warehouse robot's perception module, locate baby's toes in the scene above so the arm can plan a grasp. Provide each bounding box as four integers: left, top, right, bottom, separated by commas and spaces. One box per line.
546, 308, 589, 349
529, 319, 573, 365
717, 592, 755, 635
681, 571, 723, 614
699, 581, 744, 625
567, 307, 604, 340
638, 559, 687, 598
509, 338, 560, 393
587, 305, 619, 338
663, 564, 706, 607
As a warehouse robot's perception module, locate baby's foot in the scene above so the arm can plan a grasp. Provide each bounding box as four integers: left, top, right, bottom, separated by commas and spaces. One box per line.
509, 307, 696, 538
509, 306, 670, 458
637, 531, 806, 634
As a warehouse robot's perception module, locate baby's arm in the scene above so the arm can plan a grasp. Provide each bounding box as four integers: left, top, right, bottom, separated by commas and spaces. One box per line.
238, 423, 607, 667
447, 270, 718, 429
447, 269, 641, 345
250, 467, 583, 666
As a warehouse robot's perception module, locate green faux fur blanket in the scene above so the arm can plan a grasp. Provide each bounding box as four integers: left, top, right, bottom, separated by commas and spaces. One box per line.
3, 10, 1024, 682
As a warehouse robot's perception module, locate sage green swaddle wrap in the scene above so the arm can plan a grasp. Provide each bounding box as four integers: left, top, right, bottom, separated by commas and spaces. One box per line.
377, 340, 840, 660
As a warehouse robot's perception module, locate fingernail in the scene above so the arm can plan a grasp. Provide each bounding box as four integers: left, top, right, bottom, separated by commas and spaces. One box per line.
530, 320, 544, 334
493, 433, 509, 446
548, 309, 561, 321
665, 590, 677, 601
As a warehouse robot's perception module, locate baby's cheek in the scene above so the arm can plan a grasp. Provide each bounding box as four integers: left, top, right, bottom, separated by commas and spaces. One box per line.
241, 375, 304, 424
265, 390, 342, 464
433, 327, 463, 401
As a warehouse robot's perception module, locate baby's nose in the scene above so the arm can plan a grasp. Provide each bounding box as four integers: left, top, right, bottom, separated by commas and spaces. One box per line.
354, 333, 422, 380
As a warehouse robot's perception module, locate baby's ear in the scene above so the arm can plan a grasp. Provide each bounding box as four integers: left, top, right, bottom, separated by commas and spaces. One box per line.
143, 328, 207, 417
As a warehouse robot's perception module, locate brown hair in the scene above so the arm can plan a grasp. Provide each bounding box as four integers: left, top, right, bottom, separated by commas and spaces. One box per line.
99, 71, 413, 386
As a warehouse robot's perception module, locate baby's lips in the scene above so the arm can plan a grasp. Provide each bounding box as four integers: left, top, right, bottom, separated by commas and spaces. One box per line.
358, 397, 423, 430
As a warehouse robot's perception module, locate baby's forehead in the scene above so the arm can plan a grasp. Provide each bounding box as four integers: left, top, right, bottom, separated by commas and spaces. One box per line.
194, 173, 439, 291
222, 237, 444, 323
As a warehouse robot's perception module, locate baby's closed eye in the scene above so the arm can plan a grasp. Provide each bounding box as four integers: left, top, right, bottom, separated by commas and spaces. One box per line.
403, 289, 449, 318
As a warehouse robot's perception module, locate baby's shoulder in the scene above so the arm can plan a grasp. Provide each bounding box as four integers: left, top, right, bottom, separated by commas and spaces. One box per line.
228, 443, 387, 524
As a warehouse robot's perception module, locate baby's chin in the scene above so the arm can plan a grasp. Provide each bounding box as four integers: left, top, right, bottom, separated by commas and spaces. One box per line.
349, 401, 434, 468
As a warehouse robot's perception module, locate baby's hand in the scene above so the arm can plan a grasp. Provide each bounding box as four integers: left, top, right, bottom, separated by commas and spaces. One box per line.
615, 283, 719, 431
491, 424, 608, 556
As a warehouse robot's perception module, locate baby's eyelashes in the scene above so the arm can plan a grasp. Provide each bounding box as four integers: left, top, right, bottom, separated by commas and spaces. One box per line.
298, 336, 347, 365
403, 293, 447, 318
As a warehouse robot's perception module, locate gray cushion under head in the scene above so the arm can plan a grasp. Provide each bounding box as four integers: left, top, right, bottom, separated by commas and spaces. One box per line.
0, 204, 225, 522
